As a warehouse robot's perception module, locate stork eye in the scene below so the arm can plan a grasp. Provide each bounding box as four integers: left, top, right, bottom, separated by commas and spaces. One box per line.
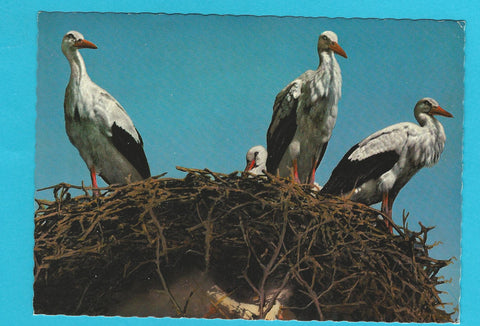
322, 35, 328, 40
66, 33, 75, 39
254, 151, 259, 156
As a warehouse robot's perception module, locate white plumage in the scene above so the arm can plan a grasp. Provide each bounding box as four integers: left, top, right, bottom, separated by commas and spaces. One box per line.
320, 98, 453, 231
62, 31, 150, 188
266, 31, 347, 184
244, 145, 267, 175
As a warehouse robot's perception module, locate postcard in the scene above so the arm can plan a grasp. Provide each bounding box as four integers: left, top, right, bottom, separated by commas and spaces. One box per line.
34, 12, 463, 323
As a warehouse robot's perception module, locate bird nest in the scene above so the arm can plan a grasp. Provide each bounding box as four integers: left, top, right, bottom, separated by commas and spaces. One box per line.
34, 167, 454, 322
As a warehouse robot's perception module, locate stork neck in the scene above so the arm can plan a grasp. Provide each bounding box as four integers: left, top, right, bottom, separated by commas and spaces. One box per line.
318, 51, 334, 70
67, 50, 90, 85
416, 112, 446, 142
414, 111, 446, 166
415, 112, 434, 128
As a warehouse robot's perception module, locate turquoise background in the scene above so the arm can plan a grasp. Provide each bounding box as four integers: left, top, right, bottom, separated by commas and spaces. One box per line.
1, 1, 478, 325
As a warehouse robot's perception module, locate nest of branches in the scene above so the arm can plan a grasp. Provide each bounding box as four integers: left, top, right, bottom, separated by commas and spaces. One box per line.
34, 167, 453, 322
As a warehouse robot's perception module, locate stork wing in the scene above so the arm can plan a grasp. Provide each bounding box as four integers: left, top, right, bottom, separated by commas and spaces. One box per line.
314, 141, 329, 171
320, 123, 413, 195
96, 90, 151, 179
266, 80, 301, 173
320, 144, 399, 195
111, 123, 151, 179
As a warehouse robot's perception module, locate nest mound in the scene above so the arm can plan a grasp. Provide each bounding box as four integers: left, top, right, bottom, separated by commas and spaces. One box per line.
34, 167, 453, 322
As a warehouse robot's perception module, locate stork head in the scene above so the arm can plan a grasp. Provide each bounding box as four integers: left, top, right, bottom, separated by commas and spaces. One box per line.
61, 30, 97, 56
245, 145, 267, 174
318, 31, 347, 58
415, 98, 453, 118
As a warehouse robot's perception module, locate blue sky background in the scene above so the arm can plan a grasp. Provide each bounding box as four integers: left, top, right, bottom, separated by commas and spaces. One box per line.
35, 13, 464, 319
3, 1, 480, 326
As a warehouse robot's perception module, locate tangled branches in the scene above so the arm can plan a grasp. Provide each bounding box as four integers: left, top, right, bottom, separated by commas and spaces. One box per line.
34, 167, 453, 322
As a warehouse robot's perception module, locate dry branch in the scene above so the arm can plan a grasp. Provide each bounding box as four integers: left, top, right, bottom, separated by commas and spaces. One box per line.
34, 168, 453, 322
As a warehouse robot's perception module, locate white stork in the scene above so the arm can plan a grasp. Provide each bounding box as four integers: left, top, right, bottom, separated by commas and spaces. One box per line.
320, 98, 453, 232
266, 31, 347, 184
244, 145, 267, 175
61, 31, 150, 188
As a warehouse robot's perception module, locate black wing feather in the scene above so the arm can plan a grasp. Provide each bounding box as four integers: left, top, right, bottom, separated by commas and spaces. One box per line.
320, 144, 399, 195
315, 141, 329, 171
266, 84, 299, 173
111, 123, 151, 179
307, 142, 329, 184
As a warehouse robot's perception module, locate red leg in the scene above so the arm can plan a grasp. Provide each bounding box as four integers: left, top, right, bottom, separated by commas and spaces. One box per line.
381, 191, 393, 233
381, 191, 388, 214
387, 197, 394, 234
309, 158, 318, 185
90, 167, 99, 196
292, 159, 301, 183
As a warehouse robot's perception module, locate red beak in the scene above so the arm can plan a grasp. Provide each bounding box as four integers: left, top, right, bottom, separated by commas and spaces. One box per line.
330, 42, 347, 58
74, 39, 98, 49
244, 160, 256, 172
430, 106, 453, 118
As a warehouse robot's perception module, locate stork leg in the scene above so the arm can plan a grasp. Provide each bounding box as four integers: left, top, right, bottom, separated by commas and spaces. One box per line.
387, 193, 397, 233
381, 191, 393, 234
388, 200, 394, 233
309, 158, 318, 185
292, 159, 301, 183
90, 167, 99, 196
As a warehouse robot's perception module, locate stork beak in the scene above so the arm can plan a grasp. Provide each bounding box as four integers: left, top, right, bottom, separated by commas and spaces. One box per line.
74, 39, 98, 49
245, 160, 256, 172
430, 106, 453, 118
330, 42, 347, 58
